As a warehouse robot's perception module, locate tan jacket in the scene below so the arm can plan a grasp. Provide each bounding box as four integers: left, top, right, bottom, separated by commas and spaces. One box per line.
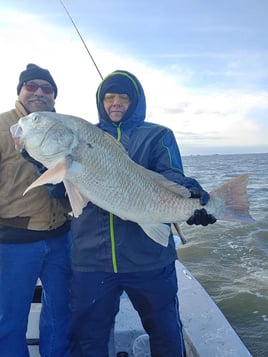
0, 101, 70, 231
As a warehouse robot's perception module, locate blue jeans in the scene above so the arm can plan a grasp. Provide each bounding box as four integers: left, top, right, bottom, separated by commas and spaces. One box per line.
70, 262, 186, 357
0, 233, 71, 357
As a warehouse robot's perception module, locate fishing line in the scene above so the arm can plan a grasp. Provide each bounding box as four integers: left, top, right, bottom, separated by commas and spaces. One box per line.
59, 0, 103, 79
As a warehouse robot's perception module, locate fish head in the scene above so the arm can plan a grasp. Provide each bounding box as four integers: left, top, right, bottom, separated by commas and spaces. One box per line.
10, 111, 76, 167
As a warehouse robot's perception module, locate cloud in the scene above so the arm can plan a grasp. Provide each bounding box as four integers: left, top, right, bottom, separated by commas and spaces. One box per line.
0, 7, 267, 156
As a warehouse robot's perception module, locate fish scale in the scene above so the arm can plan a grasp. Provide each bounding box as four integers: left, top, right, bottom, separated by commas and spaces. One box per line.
10, 112, 255, 246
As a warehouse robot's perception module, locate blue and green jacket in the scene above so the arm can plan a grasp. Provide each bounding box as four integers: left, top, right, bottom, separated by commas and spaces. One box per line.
71, 71, 185, 273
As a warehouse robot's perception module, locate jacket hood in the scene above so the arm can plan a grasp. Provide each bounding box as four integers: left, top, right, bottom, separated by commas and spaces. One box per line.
96, 70, 146, 132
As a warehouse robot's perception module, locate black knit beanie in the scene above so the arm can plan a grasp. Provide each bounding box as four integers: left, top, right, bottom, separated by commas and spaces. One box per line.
17, 63, 58, 98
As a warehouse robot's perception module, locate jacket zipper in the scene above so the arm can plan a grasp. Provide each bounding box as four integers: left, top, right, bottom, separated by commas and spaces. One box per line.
111, 124, 122, 273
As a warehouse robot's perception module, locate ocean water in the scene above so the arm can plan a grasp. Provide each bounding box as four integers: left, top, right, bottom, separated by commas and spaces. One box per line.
177, 153, 268, 356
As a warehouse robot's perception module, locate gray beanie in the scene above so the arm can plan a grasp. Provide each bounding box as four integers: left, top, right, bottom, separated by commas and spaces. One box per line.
17, 63, 58, 98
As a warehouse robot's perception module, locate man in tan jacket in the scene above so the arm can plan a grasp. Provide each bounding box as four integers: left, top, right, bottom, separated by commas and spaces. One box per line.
0, 64, 71, 357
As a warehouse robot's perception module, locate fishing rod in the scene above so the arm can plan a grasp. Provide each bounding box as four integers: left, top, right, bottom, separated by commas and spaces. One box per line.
59, 0, 103, 80
60, 1, 187, 246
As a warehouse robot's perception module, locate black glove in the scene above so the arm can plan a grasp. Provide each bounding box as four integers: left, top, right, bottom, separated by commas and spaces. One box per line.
177, 175, 209, 205
187, 208, 217, 226
21, 148, 66, 199
177, 174, 217, 226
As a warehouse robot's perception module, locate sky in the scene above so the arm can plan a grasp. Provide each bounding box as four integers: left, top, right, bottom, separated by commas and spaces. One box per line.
0, 0, 267, 156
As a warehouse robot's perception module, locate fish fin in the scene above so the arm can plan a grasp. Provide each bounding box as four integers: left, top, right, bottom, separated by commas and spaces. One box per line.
210, 173, 255, 224
63, 180, 89, 217
140, 223, 170, 247
146, 170, 191, 198
23, 159, 68, 195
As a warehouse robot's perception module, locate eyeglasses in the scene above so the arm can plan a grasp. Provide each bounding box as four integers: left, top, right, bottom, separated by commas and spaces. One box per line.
23, 82, 54, 95
103, 93, 130, 104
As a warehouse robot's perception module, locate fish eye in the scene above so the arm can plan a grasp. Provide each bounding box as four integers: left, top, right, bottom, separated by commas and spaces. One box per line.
32, 114, 40, 122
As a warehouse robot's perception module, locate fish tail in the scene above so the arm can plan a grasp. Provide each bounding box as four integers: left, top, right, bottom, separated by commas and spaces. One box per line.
210, 174, 255, 224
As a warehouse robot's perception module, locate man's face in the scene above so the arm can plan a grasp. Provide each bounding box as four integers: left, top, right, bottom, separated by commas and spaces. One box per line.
18, 79, 56, 113
103, 93, 130, 122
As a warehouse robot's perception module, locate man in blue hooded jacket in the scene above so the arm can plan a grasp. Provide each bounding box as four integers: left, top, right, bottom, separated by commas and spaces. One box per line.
70, 70, 216, 357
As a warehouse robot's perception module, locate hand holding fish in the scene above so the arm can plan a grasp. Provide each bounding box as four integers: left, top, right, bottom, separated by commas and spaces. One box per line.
173, 174, 217, 226
187, 208, 217, 226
